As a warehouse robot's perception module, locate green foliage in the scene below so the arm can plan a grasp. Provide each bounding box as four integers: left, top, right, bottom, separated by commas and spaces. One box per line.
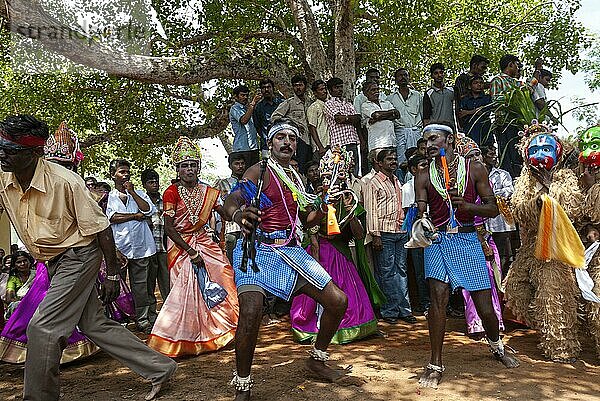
0, 0, 591, 170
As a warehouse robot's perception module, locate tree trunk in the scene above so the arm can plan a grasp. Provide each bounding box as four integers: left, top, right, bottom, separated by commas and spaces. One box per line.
333, 0, 356, 99
286, 0, 332, 81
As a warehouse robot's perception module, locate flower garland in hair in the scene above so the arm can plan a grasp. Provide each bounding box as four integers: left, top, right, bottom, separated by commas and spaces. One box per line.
267, 158, 319, 211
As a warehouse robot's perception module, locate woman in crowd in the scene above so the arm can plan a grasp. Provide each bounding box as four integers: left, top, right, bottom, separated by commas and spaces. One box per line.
3, 251, 36, 319
291, 147, 378, 344
147, 136, 238, 357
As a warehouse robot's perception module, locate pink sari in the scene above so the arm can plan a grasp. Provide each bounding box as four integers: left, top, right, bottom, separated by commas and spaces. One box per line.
147, 184, 238, 357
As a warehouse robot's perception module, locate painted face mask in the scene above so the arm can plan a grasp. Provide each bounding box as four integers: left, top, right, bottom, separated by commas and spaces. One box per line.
527, 134, 561, 171
579, 126, 600, 167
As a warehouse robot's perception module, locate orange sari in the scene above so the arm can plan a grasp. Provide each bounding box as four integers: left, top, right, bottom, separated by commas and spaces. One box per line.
147, 183, 239, 357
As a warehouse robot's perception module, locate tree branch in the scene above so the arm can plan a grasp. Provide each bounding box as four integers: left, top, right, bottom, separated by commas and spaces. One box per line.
4, 0, 291, 86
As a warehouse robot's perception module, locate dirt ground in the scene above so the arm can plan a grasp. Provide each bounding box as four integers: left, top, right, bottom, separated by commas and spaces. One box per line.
1, 317, 599, 401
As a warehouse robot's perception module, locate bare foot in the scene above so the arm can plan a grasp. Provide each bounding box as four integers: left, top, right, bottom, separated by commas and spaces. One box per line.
145, 382, 164, 400
495, 350, 520, 368
234, 390, 251, 401
305, 358, 349, 382
418, 367, 442, 389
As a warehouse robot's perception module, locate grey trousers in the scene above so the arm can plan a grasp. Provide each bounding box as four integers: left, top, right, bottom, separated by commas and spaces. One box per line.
24, 241, 177, 401
121, 256, 154, 327
147, 251, 170, 314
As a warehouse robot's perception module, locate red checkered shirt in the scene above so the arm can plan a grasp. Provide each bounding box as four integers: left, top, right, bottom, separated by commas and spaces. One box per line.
325, 97, 359, 146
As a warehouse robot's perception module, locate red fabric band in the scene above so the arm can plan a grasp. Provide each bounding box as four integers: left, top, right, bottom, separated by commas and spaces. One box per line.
0, 131, 46, 147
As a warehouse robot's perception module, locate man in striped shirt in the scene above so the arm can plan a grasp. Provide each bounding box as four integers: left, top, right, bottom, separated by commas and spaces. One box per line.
364, 147, 415, 325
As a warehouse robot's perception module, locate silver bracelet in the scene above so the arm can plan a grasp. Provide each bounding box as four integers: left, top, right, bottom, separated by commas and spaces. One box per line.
105, 274, 120, 282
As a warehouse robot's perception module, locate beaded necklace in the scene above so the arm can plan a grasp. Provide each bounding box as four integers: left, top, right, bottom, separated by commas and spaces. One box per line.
429, 155, 467, 199
177, 183, 205, 225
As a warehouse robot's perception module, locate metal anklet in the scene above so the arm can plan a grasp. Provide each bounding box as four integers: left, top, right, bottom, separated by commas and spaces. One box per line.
487, 338, 505, 357
230, 371, 254, 392
309, 346, 330, 362
425, 363, 445, 373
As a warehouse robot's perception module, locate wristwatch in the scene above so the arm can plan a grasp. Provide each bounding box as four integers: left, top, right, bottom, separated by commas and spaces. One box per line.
105, 275, 120, 282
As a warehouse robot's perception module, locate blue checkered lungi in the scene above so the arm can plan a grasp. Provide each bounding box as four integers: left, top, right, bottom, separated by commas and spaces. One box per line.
232, 229, 332, 301
424, 231, 490, 291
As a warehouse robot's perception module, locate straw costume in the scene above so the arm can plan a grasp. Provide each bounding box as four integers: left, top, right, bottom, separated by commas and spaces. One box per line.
505, 120, 584, 362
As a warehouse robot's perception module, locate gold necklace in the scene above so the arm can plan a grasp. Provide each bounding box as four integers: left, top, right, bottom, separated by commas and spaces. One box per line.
178, 184, 205, 225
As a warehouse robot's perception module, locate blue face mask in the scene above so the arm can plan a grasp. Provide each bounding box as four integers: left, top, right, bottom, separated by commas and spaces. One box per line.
527, 134, 558, 171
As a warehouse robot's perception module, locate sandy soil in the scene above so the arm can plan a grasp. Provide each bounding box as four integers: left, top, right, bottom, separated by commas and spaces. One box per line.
1, 318, 599, 401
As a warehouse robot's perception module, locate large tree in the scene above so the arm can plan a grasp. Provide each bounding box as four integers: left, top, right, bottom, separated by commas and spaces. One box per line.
0, 0, 591, 169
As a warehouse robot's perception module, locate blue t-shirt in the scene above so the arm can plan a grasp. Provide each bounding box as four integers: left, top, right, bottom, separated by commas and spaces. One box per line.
459, 93, 492, 145
229, 102, 259, 151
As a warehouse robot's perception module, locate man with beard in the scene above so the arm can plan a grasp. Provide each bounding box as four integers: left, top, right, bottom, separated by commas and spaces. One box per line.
414, 123, 519, 389
223, 120, 349, 401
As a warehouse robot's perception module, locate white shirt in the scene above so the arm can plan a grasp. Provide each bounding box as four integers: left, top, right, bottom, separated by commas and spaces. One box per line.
387, 88, 423, 129
532, 83, 546, 102
361, 100, 396, 151
106, 189, 157, 259
401, 178, 415, 208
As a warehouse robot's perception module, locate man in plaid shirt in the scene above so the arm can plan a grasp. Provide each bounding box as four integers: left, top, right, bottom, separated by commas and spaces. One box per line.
325, 77, 363, 176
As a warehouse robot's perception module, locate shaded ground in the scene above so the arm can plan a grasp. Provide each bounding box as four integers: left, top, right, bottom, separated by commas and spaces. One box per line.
1, 317, 599, 401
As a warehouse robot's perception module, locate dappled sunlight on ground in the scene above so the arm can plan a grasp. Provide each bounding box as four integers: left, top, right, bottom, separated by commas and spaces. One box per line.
1, 316, 599, 400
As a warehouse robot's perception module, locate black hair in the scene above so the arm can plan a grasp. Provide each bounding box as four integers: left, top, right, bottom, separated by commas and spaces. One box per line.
408, 154, 427, 170
480, 144, 497, 156
469, 55, 490, 67
365, 68, 380, 77
362, 80, 378, 92
394, 68, 409, 79
109, 159, 131, 176
305, 160, 320, 171
376, 147, 397, 163
430, 62, 445, 75
311, 79, 326, 92
469, 74, 485, 84
228, 152, 246, 167
84, 176, 97, 184
417, 137, 427, 147
141, 168, 159, 184
326, 77, 343, 91
539, 69, 553, 79
96, 181, 112, 192
291, 75, 308, 85
499, 54, 520, 71
259, 78, 274, 88
9, 250, 34, 276
0, 115, 49, 143
404, 146, 418, 161
233, 85, 250, 96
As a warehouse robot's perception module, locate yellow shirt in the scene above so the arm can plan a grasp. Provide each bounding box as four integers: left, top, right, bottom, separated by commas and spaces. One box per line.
0, 159, 110, 261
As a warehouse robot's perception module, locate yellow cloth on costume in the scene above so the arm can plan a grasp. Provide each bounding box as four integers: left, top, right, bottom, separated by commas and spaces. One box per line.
535, 194, 585, 268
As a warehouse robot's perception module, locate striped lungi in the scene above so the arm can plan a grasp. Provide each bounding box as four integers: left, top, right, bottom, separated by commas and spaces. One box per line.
232, 229, 332, 301
424, 231, 490, 291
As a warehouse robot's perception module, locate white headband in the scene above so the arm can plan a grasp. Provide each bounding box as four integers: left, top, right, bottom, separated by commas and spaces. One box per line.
268, 122, 299, 141
423, 124, 453, 135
